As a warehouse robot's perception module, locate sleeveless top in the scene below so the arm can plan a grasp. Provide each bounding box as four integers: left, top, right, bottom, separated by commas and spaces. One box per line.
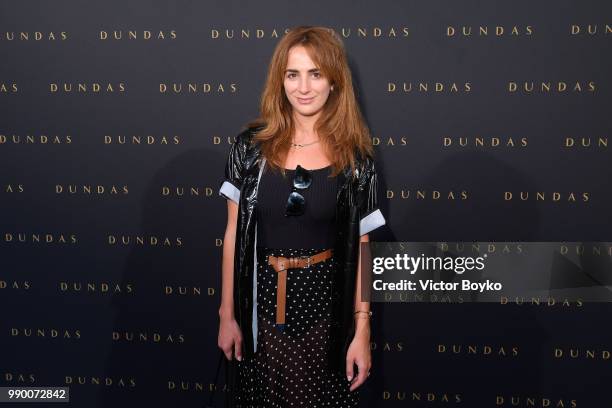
256, 164, 337, 249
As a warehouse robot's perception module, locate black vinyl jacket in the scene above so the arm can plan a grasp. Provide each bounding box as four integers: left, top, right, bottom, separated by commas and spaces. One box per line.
218, 126, 386, 406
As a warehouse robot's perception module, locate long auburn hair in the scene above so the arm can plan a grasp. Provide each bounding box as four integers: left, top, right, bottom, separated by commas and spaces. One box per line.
245, 25, 374, 178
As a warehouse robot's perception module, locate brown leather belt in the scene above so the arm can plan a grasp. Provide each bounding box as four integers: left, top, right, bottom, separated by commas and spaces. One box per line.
267, 248, 333, 331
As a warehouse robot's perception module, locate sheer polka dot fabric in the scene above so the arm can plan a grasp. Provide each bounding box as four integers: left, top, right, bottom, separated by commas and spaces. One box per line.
235, 247, 359, 407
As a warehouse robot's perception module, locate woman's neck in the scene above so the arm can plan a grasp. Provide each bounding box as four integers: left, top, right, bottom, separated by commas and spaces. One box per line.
292, 111, 321, 142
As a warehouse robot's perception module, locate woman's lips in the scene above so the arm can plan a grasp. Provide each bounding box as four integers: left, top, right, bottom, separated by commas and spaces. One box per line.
297, 97, 314, 104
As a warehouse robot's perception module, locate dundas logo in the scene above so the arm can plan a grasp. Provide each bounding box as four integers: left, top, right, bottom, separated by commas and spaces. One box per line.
0, 31, 68, 41
382, 391, 462, 402
446, 25, 533, 36
104, 134, 180, 145
507, 81, 595, 93
55, 185, 128, 195
387, 82, 471, 93
387, 190, 469, 200
99, 30, 177, 40
500, 297, 583, 307
444, 136, 528, 148
64, 376, 136, 387
503, 192, 589, 202
437, 344, 519, 357
159, 83, 237, 93
49, 83, 126, 93
3, 233, 77, 244
112, 331, 185, 343
0, 133, 71, 144
10, 328, 81, 339
107, 235, 182, 247
59, 282, 133, 294
495, 396, 576, 407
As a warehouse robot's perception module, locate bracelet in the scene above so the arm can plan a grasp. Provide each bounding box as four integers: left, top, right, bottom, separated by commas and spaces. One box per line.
354, 310, 372, 318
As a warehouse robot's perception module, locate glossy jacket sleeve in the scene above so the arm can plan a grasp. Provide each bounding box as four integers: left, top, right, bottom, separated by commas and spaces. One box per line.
357, 157, 386, 236
218, 136, 245, 205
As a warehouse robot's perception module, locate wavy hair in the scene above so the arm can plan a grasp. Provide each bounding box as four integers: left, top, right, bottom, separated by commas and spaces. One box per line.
244, 25, 374, 178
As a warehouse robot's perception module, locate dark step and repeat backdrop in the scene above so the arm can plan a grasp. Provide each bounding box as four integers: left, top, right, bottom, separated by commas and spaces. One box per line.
1, 1, 610, 407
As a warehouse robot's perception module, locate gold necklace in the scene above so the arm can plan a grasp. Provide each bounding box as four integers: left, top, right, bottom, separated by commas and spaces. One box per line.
290, 139, 320, 148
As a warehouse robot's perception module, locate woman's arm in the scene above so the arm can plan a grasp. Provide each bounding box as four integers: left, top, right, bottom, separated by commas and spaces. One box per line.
218, 199, 243, 361
219, 199, 238, 320
354, 233, 371, 336
346, 233, 372, 391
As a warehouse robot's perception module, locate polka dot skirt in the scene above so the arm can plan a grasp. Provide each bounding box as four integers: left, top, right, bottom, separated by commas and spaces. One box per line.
235, 246, 360, 408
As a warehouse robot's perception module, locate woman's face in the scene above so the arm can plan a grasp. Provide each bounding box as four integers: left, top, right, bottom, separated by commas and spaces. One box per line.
283, 45, 332, 119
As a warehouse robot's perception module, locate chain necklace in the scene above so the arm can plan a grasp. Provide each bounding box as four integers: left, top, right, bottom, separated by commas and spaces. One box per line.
290, 139, 320, 148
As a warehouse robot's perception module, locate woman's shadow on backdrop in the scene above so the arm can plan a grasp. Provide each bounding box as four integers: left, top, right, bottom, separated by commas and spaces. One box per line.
97, 146, 229, 407
363, 149, 554, 406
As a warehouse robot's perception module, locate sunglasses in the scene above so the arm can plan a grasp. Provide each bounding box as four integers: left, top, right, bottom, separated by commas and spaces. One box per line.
285, 164, 312, 216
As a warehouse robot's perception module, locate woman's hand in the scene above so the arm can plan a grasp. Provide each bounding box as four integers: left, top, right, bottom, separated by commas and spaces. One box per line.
345, 323, 371, 392
218, 313, 244, 361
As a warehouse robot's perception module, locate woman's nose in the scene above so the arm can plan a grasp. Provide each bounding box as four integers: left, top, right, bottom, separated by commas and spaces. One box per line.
298, 78, 310, 93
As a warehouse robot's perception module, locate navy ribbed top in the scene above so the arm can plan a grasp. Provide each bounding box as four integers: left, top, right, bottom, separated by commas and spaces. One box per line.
256, 164, 337, 250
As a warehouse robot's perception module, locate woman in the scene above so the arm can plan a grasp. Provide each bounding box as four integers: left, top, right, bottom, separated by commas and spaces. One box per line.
217, 26, 386, 407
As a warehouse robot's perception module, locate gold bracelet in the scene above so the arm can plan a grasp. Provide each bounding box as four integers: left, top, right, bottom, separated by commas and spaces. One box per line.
354, 310, 372, 318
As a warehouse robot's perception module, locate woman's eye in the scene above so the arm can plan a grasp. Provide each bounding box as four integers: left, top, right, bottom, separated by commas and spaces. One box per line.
286, 72, 321, 79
